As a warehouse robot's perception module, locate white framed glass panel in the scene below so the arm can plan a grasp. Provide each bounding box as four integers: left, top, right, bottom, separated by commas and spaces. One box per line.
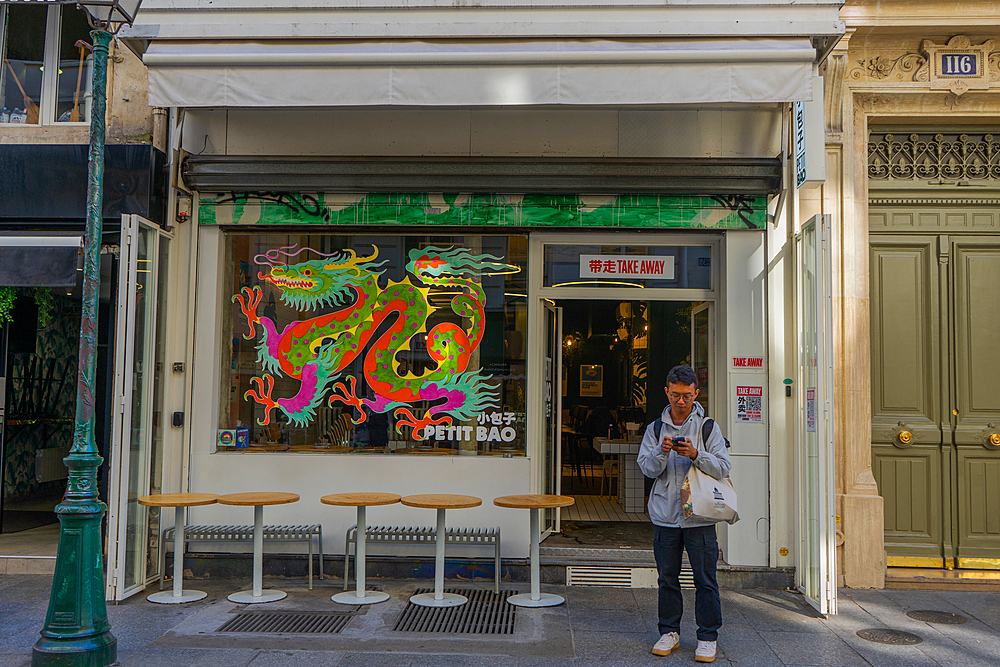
106, 215, 171, 601
543, 244, 713, 290
542, 302, 562, 533
796, 214, 837, 615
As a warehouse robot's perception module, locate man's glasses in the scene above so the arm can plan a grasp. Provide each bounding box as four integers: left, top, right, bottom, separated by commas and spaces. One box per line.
667, 392, 696, 402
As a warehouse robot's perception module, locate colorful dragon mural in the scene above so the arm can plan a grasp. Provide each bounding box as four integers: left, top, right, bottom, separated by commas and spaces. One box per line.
232, 245, 518, 438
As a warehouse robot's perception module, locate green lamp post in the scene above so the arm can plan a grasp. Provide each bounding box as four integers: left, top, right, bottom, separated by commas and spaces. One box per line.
0, 1, 144, 666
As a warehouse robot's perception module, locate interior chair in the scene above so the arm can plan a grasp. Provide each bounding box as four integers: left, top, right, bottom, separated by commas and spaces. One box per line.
599, 457, 619, 499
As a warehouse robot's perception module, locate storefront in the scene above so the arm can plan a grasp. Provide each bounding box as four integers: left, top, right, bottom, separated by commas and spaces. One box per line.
113, 0, 845, 612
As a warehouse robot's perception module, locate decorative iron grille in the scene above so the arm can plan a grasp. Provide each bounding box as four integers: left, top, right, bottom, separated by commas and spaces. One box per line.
868, 132, 1000, 181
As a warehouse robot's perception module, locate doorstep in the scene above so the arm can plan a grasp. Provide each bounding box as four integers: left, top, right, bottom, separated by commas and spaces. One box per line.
886, 566, 1000, 591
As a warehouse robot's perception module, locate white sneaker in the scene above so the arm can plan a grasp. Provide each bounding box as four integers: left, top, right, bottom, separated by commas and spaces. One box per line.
694, 640, 716, 663
651, 632, 680, 656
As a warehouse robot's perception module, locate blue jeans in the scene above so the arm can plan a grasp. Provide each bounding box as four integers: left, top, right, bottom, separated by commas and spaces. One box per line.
652, 524, 722, 641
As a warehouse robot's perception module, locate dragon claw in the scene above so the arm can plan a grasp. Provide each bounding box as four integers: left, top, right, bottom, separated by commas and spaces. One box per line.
245, 373, 278, 425
393, 408, 452, 440
232, 286, 263, 339
329, 376, 367, 424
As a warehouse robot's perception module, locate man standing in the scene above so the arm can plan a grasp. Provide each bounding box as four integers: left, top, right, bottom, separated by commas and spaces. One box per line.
637, 364, 731, 663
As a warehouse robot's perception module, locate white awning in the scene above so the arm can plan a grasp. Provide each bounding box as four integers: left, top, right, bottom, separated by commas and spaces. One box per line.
144, 38, 815, 107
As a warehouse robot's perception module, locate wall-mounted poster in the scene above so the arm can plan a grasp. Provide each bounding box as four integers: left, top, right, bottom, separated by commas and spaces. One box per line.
735, 385, 763, 423
580, 365, 603, 397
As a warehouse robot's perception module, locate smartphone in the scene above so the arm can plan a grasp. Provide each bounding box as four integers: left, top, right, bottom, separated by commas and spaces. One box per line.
671, 436, 685, 444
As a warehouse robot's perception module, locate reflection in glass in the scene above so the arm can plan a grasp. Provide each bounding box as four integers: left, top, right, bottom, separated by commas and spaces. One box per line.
1, 4, 46, 125
223, 234, 528, 456
55, 7, 92, 123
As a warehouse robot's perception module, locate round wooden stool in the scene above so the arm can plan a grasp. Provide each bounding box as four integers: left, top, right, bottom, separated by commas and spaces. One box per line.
400, 494, 482, 607
494, 494, 575, 607
138, 493, 219, 604
217, 492, 299, 603
321, 492, 401, 605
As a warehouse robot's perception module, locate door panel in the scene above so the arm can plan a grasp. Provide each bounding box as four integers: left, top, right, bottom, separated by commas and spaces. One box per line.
951, 239, 1000, 564
869, 236, 945, 563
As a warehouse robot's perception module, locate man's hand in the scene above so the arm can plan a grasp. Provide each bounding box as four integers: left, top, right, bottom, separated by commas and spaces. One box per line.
671, 437, 698, 460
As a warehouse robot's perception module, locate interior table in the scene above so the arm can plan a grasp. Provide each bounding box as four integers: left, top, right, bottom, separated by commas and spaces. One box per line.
321, 492, 401, 605
399, 494, 482, 607
217, 491, 300, 603
493, 494, 575, 607
137, 493, 220, 604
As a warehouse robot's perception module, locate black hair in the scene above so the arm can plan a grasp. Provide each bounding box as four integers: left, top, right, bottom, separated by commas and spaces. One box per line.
665, 364, 698, 389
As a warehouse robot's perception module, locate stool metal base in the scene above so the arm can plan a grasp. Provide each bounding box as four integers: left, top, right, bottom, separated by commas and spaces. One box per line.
409, 592, 467, 607
228, 589, 287, 604
332, 590, 389, 605
506, 592, 565, 608
147, 589, 207, 604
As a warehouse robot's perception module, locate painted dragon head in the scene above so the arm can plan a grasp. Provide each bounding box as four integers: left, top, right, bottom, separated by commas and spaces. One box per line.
255, 245, 386, 311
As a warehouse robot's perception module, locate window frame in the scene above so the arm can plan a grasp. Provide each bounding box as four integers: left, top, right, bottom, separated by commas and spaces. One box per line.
1, 4, 91, 127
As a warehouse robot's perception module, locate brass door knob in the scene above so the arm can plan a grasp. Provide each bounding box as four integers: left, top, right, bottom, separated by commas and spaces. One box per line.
989, 433, 1000, 447
898, 430, 913, 445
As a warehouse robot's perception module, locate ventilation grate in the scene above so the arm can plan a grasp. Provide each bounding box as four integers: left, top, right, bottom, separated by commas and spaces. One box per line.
566, 566, 694, 589
217, 610, 357, 634
393, 588, 518, 634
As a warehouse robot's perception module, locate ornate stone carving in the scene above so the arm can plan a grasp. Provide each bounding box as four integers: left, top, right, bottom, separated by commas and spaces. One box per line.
869, 132, 1000, 181
921, 36, 995, 96
850, 52, 927, 82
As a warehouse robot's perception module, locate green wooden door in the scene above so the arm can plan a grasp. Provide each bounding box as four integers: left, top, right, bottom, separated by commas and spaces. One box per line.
870, 235, 947, 566
870, 232, 1000, 569
952, 238, 1000, 568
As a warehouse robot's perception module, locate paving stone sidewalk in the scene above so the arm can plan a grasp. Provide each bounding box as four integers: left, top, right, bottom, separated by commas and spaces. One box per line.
2, 574, 998, 666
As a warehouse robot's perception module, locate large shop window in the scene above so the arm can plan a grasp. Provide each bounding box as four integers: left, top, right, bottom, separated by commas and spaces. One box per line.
221, 233, 528, 456
0, 4, 93, 125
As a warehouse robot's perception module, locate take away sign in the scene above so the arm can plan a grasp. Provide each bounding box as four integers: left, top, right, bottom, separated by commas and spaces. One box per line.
580, 256, 675, 280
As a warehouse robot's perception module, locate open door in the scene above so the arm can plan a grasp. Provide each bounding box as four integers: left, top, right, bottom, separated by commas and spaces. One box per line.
105, 215, 172, 601
796, 214, 837, 615
542, 302, 563, 534
690, 302, 713, 415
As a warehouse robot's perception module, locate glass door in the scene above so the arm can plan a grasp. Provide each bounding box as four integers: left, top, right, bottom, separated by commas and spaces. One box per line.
690, 302, 713, 415
105, 215, 171, 601
543, 302, 562, 533
796, 215, 837, 615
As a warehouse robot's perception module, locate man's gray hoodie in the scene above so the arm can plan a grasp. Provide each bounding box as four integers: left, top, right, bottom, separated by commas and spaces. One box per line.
636, 402, 731, 528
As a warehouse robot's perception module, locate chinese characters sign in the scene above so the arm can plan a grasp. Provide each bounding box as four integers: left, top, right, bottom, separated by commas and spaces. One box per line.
579, 256, 675, 280
735, 386, 763, 423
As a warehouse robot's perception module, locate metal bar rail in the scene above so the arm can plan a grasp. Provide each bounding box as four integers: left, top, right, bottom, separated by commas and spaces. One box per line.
344, 524, 501, 593
159, 524, 323, 590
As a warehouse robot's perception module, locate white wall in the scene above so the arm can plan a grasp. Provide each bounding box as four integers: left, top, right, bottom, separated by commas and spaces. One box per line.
722, 231, 770, 567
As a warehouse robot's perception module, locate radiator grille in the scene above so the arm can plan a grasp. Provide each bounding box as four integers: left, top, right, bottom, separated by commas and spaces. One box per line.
393, 588, 517, 634
216, 610, 356, 634
566, 566, 694, 589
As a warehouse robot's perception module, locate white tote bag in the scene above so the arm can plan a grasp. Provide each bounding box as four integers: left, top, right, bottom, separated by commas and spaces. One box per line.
680, 428, 740, 525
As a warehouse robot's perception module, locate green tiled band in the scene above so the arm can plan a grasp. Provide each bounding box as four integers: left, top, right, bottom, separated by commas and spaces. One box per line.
200, 192, 766, 230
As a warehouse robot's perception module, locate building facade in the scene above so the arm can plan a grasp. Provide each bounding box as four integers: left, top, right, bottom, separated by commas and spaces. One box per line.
0, 3, 166, 553
85, 0, 849, 611
819, 0, 1000, 588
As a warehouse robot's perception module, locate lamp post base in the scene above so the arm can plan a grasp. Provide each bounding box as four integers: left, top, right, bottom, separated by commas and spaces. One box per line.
32, 631, 116, 667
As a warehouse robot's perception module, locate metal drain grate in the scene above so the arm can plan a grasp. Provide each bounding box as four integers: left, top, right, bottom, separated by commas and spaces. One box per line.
217, 610, 357, 634
856, 628, 923, 645
393, 588, 518, 634
906, 610, 967, 624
